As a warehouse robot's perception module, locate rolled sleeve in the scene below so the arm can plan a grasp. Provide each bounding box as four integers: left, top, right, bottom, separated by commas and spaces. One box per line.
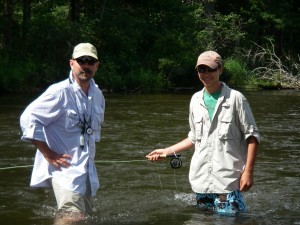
238, 96, 260, 143
245, 124, 260, 143
188, 131, 196, 144
20, 122, 46, 142
20, 87, 66, 143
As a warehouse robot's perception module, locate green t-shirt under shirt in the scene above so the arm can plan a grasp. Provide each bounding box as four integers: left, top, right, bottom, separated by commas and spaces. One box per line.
204, 89, 221, 121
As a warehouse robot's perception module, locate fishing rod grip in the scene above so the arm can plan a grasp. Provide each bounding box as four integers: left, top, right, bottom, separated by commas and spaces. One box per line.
166, 154, 181, 158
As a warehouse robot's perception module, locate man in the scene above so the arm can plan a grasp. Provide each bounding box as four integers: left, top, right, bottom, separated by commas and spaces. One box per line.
146, 51, 260, 214
20, 43, 105, 219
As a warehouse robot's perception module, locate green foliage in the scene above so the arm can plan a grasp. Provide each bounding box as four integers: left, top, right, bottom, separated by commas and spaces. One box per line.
158, 58, 178, 83
238, 0, 300, 55
0, 56, 38, 92
94, 60, 122, 92
191, 4, 245, 54
131, 69, 155, 90
0, 0, 300, 92
223, 58, 249, 88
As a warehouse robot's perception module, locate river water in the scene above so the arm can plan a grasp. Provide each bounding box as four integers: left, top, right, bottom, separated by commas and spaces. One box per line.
0, 90, 299, 225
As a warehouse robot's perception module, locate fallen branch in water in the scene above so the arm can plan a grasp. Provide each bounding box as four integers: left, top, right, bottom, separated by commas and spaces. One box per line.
246, 39, 300, 89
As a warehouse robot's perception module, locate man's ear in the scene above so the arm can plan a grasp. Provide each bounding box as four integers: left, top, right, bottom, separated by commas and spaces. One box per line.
69, 59, 74, 69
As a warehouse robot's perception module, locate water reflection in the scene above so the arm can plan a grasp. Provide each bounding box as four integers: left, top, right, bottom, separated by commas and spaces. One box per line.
0, 91, 300, 225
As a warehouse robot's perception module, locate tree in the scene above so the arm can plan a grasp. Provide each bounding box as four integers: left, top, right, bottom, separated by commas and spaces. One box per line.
3, 0, 13, 49
70, 0, 80, 22
22, 0, 31, 40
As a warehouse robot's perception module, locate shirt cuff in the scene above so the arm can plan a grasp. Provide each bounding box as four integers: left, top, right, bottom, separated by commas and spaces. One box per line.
21, 123, 46, 142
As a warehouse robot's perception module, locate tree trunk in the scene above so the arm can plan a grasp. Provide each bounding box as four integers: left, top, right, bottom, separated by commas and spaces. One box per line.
70, 0, 80, 22
22, 0, 31, 40
3, 0, 13, 49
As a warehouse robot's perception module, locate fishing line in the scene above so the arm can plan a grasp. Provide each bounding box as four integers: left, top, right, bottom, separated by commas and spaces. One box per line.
0, 160, 145, 171
0, 164, 34, 170
154, 159, 182, 200
155, 163, 172, 201
0, 156, 182, 202
0, 156, 182, 171
173, 169, 178, 192
157, 166, 180, 200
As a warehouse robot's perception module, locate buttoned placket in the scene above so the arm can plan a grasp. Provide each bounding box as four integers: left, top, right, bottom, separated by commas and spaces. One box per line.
202, 93, 225, 192
73, 88, 93, 150
198, 98, 213, 192
208, 95, 226, 192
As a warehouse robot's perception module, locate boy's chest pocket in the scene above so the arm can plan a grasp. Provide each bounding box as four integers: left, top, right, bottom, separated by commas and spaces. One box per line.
194, 117, 203, 140
218, 112, 234, 139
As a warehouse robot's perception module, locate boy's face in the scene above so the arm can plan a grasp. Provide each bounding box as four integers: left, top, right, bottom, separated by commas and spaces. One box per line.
197, 65, 223, 88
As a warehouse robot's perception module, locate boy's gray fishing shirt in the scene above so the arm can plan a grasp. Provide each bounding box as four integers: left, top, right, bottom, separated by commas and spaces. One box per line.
188, 82, 260, 194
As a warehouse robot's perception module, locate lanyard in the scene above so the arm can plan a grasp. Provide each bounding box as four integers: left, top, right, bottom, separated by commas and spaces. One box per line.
76, 95, 93, 149
69, 77, 93, 149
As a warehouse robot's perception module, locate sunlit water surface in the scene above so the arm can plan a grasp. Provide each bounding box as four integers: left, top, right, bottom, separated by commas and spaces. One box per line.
0, 90, 299, 225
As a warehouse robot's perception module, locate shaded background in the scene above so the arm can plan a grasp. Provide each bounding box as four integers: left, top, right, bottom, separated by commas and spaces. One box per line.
1, 0, 300, 92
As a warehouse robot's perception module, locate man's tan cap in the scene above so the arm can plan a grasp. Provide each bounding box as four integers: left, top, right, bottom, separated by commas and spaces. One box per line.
72, 43, 98, 59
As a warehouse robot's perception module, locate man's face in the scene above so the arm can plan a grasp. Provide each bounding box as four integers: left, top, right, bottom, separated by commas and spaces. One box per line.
70, 56, 99, 83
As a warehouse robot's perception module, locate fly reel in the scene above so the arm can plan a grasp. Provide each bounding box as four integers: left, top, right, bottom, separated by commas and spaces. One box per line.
168, 154, 182, 169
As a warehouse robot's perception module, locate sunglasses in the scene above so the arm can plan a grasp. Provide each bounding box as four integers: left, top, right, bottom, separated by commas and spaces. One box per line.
196, 66, 218, 73
75, 57, 98, 66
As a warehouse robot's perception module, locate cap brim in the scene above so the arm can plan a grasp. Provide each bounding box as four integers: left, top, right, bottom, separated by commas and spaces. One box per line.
195, 60, 218, 69
73, 52, 98, 60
